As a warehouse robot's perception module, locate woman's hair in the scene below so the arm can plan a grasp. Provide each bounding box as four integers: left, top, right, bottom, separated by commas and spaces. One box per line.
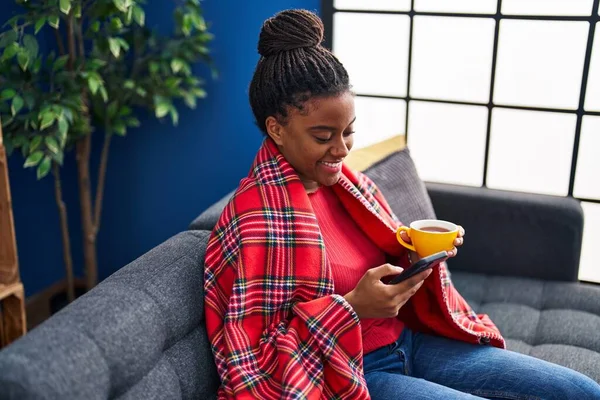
249, 9, 351, 134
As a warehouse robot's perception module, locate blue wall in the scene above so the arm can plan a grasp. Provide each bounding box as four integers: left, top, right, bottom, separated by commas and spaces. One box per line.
5, 0, 320, 296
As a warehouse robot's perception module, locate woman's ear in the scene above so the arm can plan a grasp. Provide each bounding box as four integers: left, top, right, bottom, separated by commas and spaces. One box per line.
265, 116, 285, 146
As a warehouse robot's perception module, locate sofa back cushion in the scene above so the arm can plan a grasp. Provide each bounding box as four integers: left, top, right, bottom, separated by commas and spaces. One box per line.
362, 148, 436, 224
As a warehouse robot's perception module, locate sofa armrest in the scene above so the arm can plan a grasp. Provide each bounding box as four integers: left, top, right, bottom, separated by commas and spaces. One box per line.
426, 183, 584, 282
0, 230, 219, 400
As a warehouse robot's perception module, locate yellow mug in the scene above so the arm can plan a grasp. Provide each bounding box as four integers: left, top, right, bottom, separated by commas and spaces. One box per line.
396, 219, 459, 258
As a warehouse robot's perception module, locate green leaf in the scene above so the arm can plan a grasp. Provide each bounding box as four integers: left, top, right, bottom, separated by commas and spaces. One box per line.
126, 4, 133, 24
37, 156, 52, 179
116, 38, 129, 52
51, 105, 63, 119
119, 106, 132, 116
59, 0, 71, 15
149, 62, 159, 74
21, 142, 29, 158
2, 43, 19, 60
123, 80, 135, 89
171, 58, 185, 74
155, 103, 170, 118
4, 140, 13, 156
133, 5, 145, 26
113, 121, 126, 136
62, 107, 73, 123
108, 37, 120, 58
23, 34, 39, 59
52, 150, 64, 165
30, 136, 43, 152
111, 18, 123, 30
74, 2, 82, 17
182, 14, 192, 36
107, 101, 118, 118
11, 95, 23, 115
0, 89, 16, 100
24, 151, 43, 168
192, 87, 207, 98
34, 18, 46, 34
40, 112, 55, 130
170, 107, 179, 126
33, 57, 42, 73
88, 58, 107, 70
165, 77, 181, 89
183, 92, 197, 108
191, 13, 206, 30
99, 86, 109, 102
58, 118, 68, 144
48, 15, 60, 29
22, 93, 35, 110
126, 117, 140, 127
17, 50, 30, 71
53, 54, 69, 71
0, 30, 17, 48
12, 136, 27, 148
135, 87, 147, 97
91, 21, 101, 32
45, 136, 60, 154
113, 0, 127, 12
88, 74, 101, 95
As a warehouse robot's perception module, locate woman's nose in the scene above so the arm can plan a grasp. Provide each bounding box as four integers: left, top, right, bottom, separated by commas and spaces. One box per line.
331, 138, 350, 158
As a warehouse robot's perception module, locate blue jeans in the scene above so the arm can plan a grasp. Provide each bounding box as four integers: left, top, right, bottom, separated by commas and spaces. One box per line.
363, 328, 600, 399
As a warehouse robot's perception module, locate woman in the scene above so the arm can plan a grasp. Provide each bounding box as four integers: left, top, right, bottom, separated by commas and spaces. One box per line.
204, 9, 600, 400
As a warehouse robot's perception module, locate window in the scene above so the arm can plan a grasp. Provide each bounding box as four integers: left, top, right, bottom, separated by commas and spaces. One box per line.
324, 1, 600, 283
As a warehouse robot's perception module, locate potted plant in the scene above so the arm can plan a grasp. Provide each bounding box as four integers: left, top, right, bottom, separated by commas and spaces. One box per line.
0, 0, 214, 303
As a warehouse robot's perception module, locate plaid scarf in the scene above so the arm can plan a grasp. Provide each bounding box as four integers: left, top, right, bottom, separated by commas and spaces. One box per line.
204, 138, 505, 399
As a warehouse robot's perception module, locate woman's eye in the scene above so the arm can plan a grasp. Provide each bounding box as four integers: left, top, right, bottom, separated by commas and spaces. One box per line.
344, 131, 355, 137
315, 137, 330, 143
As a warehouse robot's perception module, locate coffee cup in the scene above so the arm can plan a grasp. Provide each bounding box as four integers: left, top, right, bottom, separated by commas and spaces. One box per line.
396, 219, 459, 258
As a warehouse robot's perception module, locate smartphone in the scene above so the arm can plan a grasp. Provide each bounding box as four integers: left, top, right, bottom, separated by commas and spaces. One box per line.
386, 251, 449, 285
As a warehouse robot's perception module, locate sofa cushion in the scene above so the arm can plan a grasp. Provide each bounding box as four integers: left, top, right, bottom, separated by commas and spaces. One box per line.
0, 230, 221, 400
344, 134, 406, 172
362, 148, 436, 224
451, 271, 600, 383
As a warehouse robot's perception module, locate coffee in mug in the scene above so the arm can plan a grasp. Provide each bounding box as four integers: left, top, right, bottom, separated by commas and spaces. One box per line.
396, 219, 459, 258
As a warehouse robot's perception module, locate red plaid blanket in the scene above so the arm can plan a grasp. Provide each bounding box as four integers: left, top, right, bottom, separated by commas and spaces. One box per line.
204, 138, 505, 399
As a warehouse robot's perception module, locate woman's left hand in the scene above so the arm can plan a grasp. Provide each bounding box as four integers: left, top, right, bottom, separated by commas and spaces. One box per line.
398, 226, 465, 261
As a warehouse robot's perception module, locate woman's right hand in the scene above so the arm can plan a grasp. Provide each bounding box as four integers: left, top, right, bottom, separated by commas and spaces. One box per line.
343, 264, 432, 319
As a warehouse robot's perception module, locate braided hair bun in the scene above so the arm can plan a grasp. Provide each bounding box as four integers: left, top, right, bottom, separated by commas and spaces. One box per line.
249, 9, 351, 134
257, 9, 325, 57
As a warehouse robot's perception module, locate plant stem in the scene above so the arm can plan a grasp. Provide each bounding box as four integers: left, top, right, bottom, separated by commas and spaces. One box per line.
66, 13, 76, 68
76, 135, 97, 290
66, 7, 97, 290
93, 132, 111, 232
52, 163, 75, 302
77, 16, 85, 59
54, 29, 66, 55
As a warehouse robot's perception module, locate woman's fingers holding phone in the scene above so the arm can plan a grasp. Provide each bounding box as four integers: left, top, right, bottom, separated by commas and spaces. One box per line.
388, 268, 431, 297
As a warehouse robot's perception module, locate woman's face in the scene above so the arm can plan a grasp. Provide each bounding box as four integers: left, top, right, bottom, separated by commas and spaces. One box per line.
265, 92, 355, 192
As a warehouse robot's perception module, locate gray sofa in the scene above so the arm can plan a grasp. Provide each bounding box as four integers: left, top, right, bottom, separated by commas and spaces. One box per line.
1, 149, 599, 399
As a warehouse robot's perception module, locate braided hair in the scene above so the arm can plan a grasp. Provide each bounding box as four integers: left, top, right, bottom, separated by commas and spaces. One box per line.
249, 9, 351, 134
